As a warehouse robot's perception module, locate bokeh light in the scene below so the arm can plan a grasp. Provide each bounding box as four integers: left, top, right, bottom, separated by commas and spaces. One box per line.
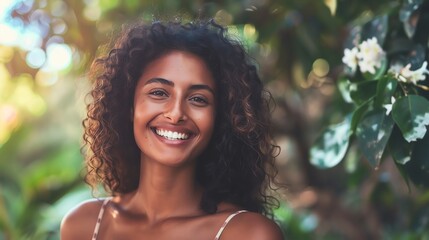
10, 74, 47, 116
0, 63, 11, 87
43, 43, 73, 72
83, 0, 102, 21
14, 0, 34, 15
215, 10, 233, 26
0, 0, 16, 19
50, 0, 67, 17
0, 24, 20, 46
26, 48, 46, 69
0, 46, 14, 63
19, 29, 43, 50
35, 69, 59, 86
51, 18, 68, 34
312, 58, 330, 77
0, 104, 19, 146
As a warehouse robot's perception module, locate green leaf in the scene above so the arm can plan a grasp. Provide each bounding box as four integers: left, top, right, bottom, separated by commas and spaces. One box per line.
392, 95, 429, 142
404, 131, 429, 188
350, 80, 378, 105
310, 116, 352, 169
356, 109, 394, 167
399, 0, 424, 38
361, 15, 389, 45
350, 98, 373, 132
374, 74, 398, 108
388, 128, 414, 165
338, 77, 353, 103
390, 44, 426, 70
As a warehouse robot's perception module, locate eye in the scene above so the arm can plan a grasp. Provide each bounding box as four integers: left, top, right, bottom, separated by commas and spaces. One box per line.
189, 96, 209, 105
149, 89, 168, 98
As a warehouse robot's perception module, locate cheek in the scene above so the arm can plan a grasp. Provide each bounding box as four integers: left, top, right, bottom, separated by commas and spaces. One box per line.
196, 109, 216, 136
132, 102, 153, 138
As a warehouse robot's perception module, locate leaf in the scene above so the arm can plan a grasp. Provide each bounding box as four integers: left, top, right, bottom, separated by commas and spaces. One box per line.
356, 109, 394, 167
338, 77, 353, 103
361, 15, 389, 45
375, 74, 397, 108
390, 44, 426, 70
399, 0, 424, 38
351, 97, 373, 132
350, 80, 378, 105
404, 131, 429, 188
323, 0, 337, 15
388, 128, 414, 165
310, 116, 352, 169
388, 38, 416, 55
344, 25, 362, 50
392, 95, 429, 142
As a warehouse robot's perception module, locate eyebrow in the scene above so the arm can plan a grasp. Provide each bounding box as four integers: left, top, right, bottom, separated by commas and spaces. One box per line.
145, 77, 174, 86
145, 77, 215, 95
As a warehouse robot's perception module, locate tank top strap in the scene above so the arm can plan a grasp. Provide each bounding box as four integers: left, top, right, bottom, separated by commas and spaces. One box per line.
213, 210, 248, 240
91, 198, 111, 240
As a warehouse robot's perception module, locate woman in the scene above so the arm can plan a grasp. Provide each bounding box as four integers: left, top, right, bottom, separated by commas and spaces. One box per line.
61, 19, 283, 240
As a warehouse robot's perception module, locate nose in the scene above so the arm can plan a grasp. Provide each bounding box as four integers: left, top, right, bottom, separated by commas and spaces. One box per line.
163, 97, 187, 123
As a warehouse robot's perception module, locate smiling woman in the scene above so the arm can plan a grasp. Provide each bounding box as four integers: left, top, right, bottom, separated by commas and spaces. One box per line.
60, 20, 283, 240
134, 51, 216, 167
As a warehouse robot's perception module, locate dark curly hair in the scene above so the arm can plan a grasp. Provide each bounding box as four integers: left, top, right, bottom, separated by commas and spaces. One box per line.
83, 19, 280, 215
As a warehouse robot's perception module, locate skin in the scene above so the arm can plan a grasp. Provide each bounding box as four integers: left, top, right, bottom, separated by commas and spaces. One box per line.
60, 51, 284, 240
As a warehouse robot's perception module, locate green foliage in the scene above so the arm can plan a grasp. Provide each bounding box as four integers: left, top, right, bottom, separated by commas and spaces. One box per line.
356, 109, 394, 167
310, 0, 429, 189
310, 116, 351, 168
392, 95, 429, 142
0, 128, 87, 239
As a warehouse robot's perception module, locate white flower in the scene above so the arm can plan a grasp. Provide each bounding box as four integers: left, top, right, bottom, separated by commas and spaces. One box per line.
356, 37, 385, 74
390, 61, 429, 84
388, 63, 408, 82
342, 47, 359, 72
401, 61, 429, 84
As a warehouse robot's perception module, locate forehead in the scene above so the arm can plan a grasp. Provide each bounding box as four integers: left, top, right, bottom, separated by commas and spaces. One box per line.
138, 51, 215, 89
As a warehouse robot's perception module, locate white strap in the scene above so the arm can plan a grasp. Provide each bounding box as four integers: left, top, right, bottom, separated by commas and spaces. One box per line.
91, 198, 110, 240
214, 210, 248, 240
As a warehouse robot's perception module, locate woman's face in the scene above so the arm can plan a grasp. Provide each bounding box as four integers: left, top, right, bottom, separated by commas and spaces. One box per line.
133, 51, 216, 167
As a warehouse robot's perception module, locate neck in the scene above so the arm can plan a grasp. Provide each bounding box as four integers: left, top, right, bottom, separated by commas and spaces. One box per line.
120, 157, 203, 223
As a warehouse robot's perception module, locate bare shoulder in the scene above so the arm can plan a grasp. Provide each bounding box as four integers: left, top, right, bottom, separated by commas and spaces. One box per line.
222, 211, 284, 240
60, 198, 107, 240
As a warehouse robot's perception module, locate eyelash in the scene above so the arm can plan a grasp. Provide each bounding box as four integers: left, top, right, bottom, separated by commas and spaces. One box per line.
149, 90, 168, 97
189, 96, 208, 104
148, 90, 209, 105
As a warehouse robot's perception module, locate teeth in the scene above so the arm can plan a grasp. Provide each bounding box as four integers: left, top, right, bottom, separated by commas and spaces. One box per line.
155, 129, 189, 140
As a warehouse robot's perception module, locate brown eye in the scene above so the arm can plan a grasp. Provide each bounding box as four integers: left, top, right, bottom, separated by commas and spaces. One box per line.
149, 90, 168, 97
189, 96, 208, 105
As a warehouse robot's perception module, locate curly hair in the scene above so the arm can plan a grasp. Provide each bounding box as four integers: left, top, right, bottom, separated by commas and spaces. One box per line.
83, 19, 280, 215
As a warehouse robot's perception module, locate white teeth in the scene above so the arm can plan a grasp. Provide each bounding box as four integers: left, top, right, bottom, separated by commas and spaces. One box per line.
155, 129, 189, 140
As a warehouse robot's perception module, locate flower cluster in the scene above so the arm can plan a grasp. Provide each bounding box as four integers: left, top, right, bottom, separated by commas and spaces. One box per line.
388, 61, 429, 85
342, 37, 386, 74
342, 37, 429, 85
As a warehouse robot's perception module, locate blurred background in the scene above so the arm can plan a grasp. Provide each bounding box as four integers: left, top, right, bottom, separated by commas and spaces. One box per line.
1, 0, 428, 239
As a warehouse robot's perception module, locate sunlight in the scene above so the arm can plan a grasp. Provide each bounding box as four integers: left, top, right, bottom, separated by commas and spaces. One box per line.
44, 43, 72, 72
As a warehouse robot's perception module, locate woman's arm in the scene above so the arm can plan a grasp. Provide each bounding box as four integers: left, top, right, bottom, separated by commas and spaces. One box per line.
221, 212, 284, 240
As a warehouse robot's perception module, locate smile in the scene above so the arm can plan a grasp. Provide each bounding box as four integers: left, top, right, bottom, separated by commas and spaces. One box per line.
154, 128, 190, 140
